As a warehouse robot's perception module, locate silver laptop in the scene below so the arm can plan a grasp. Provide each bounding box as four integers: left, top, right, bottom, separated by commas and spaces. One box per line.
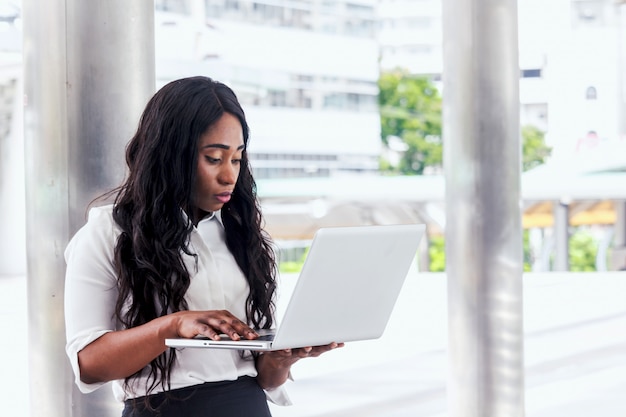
165, 223, 425, 351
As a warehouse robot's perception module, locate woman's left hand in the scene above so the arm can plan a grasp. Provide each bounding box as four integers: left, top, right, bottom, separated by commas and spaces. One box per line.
267, 342, 344, 365
255, 342, 344, 389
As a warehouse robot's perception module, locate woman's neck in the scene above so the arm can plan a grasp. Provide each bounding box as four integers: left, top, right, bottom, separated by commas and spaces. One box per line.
192, 208, 213, 226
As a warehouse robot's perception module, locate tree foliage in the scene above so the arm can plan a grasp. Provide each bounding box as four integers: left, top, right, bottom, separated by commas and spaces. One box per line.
428, 235, 446, 272
378, 70, 552, 175
568, 229, 598, 272
521, 125, 552, 172
378, 70, 442, 175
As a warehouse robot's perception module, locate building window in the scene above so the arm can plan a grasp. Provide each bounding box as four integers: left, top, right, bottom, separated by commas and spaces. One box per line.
268, 90, 287, 107
155, 0, 190, 14
571, 0, 605, 27
585, 86, 597, 100
521, 68, 542, 78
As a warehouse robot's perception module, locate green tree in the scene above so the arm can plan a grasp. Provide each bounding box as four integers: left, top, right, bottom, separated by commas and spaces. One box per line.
523, 229, 532, 272
378, 70, 442, 175
428, 235, 446, 272
278, 247, 309, 274
568, 229, 598, 272
378, 71, 552, 175
521, 125, 551, 172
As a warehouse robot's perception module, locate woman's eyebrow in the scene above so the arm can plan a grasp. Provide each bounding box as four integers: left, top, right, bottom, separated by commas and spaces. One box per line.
202, 144, 245, 150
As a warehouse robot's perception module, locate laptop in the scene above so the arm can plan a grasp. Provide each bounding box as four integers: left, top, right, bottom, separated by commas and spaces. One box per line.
165, 223, 425, 351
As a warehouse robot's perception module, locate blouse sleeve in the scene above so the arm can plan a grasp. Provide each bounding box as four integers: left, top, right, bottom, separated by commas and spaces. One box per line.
64, 206, 119, 393
264, 374, 294, 406
261, 276, 293, 406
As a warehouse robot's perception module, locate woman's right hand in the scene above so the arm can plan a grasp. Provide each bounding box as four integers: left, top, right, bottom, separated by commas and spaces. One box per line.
78, 309, 254, 384
171, 310, 259, 341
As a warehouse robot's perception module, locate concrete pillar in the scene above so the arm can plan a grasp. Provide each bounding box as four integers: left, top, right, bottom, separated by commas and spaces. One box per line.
612, 201, 626, 270
442, 0, 525, 416
618, 1, 626, 138
22, 1, 155, 416
613, 2, 626, 271
553, 201, 570, 271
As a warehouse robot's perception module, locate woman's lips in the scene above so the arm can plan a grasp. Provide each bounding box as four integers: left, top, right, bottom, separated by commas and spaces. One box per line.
215, 193, 232, 203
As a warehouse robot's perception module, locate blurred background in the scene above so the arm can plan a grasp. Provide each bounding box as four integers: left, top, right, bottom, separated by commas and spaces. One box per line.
2, 0, 626, 275
1, 0, 626, 416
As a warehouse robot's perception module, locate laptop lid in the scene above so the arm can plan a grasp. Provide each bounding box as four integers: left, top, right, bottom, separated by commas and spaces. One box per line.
165, 223, 425, 351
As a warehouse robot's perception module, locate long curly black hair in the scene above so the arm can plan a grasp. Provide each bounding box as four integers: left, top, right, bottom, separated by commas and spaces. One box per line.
110, 76, 276, 395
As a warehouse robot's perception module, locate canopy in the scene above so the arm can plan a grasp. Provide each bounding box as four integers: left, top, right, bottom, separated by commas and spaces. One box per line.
257, 168, 626, 239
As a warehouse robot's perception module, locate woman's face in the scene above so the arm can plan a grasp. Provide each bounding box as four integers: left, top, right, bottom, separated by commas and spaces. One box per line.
192, 112, 245, 222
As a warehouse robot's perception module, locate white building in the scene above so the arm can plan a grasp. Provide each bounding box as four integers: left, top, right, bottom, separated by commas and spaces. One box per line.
546, 0, 626, 172
376, 0, 442, 77
155, 0, 383, 178
376, 0, 626, 173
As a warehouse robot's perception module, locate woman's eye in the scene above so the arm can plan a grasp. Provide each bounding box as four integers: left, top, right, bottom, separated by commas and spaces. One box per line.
205, 156, 220, 163
232, 158, 242, 164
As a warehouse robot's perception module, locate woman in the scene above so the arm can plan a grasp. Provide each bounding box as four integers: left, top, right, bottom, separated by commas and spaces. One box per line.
64, 76, 341, 417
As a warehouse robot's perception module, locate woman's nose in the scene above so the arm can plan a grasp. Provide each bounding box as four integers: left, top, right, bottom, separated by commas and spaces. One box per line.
219, 163, 237, 185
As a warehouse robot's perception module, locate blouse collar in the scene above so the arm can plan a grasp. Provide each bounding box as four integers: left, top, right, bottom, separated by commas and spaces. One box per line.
197, 210, 223, 226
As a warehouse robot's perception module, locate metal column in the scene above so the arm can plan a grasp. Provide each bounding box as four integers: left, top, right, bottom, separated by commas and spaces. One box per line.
612, 201, 626, 270
613, 2, 626, 270
442, 0, 525, 416
553, 201, 570, 272
22, 2, 155, 416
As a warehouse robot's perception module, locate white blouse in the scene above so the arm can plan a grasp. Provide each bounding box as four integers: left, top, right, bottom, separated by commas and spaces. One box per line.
64, 205, 290, 404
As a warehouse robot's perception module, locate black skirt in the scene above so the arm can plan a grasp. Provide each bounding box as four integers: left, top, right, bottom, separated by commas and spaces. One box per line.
122, 376, 273, 417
